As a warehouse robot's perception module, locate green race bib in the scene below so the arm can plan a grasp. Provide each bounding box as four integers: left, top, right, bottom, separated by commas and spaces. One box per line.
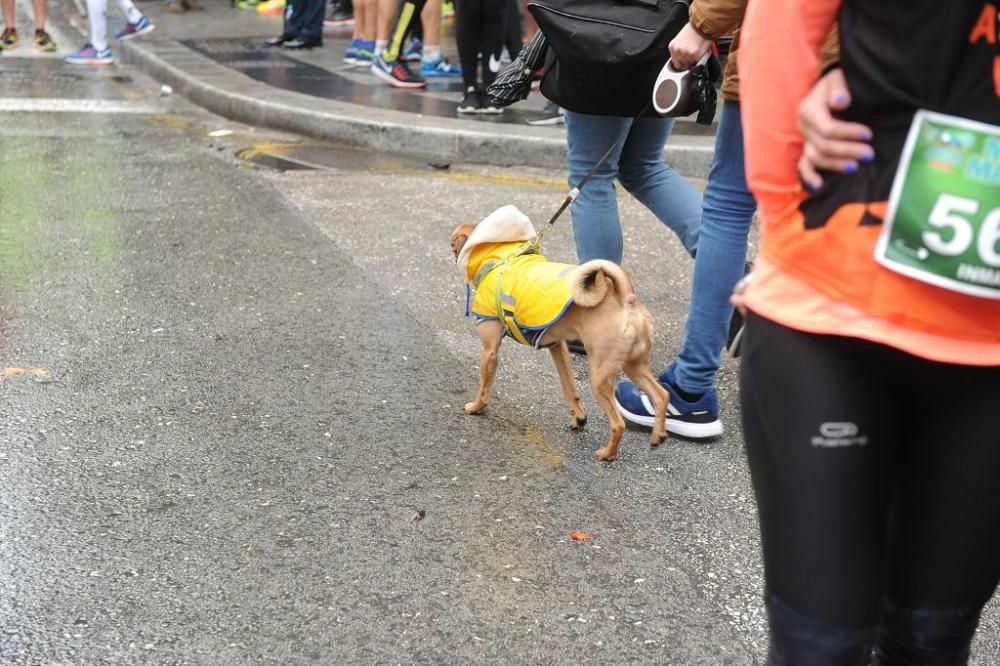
875, 111, 1000, 299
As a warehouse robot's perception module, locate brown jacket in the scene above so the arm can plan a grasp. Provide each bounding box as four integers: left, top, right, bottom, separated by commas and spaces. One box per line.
688, 0, 839, 102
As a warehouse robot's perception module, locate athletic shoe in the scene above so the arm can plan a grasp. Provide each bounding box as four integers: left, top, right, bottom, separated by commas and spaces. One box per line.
526, 102, 565, 126
457, 87, 484, 114
343, 38, 375, 65
402, 35, 422, 62
115, 16, 154, 41
614, 363, 723, 439
235, 0, 259, 9
33, 29, 57, 52
1, 28, 19, 48
481, 95, 502, 114
256, 0, 286, 14
371, 54, 426, 88
283, 36, 322, 49
64, 43, 113, 65
419, 55, 461, 77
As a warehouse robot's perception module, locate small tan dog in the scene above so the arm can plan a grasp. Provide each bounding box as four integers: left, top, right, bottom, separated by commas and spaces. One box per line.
451, 207, 668, 462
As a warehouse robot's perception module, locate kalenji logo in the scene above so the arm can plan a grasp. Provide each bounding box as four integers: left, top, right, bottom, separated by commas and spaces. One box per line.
812, 422, 869, 448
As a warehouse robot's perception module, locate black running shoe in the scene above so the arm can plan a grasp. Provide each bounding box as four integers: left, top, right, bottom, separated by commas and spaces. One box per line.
457, 87, 484, 114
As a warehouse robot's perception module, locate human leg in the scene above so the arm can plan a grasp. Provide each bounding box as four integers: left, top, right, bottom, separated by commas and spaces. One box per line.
477, 0, 506, 90
112, 0, 144, 25
1, 0, 17, 46
616, 115, 701, 256
873, 358, 1000, 663
563, 111, 630, 264
371, 0, 427, 86
741, 314, 1000, 664
455, 0, 482, 91
672, 101, 756, 394
416, 0, 460, 76
65, 0, 113, 63
740, 315, 901, 662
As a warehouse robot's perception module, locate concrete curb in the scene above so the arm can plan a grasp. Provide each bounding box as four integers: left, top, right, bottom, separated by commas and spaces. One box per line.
52, 6, 714, 175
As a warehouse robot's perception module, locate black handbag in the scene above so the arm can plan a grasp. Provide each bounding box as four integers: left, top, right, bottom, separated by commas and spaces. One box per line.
527, 0, 706, 117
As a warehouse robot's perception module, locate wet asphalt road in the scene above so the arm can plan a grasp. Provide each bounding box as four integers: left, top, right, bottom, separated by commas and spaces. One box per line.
0, 55, 998, 665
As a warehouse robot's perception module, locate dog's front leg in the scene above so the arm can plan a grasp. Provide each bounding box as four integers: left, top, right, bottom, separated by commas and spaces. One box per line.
548, 341, 587, 430
465, 319, 504, 415
589, 365, 625, 462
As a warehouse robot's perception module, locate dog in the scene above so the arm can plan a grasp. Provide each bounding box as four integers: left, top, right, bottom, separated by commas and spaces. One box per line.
451, 207, 668, 462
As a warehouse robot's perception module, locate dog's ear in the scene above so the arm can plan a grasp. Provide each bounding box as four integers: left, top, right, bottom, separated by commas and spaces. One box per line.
450, 224, 475, 260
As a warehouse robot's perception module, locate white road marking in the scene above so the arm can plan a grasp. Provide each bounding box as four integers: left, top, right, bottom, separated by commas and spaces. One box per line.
0, 98, 159, 114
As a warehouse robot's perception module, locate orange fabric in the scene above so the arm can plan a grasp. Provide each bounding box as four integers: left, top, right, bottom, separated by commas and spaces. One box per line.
738, 0, 1000, 364
743, 257, 1000, 366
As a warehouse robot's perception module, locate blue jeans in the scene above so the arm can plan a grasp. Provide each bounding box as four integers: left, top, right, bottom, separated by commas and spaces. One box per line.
674, 101, 757, 394
564, 111, 702, 264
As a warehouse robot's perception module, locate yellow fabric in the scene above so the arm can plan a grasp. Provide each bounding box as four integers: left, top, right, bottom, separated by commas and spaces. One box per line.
466, 242, 575, 347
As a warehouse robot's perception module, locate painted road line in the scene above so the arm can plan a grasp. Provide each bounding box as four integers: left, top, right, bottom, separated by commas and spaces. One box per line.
0, 98, 159, 114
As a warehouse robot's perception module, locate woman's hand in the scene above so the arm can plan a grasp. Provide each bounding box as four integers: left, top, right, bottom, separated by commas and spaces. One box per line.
797, 68, 874, 189
668, 22, 712, 70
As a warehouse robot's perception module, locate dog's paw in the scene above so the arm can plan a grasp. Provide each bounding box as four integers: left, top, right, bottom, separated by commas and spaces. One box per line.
569, 413, 587, 431
464, 401, 486, 415
649, 430, 667, 447
595, 446, 617, 462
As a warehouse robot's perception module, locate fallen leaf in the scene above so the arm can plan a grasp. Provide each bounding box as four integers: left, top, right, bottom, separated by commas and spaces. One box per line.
569, 531, 592, 541
412, 510, 426, 523
3, 367, 45, 377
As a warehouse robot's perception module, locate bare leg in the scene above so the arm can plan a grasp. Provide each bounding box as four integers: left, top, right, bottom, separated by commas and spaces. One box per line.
548, 341, 587, 430
1, 0, 15, 32
31, 0, 47, 30
420, 0, 439, 48
465, 320, 503, 415
354, 0, 376, 40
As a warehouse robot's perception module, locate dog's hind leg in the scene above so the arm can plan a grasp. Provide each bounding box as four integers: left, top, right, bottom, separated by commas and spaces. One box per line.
624, 360, 669, 446
548, 341, 587, 430
465, 319, 504, 415
590, 366, 625, 462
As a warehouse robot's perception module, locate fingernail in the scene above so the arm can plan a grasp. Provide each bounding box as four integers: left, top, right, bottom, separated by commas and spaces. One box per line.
861, 130, 873, 141
845, 162, 858, 174
806, 179, 820, 191
861, 151, 874, 163
834, 94, 849, 105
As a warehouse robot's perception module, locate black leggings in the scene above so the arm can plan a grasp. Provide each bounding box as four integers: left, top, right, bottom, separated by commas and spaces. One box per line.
455, 0, 507, 90
740, 313, 1000, 665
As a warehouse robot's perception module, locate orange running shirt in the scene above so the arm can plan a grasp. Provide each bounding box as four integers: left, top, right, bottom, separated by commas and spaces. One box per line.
738, 0, 1000, 365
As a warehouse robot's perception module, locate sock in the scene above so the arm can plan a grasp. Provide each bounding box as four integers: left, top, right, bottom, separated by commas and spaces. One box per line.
423, 44, 440, 62
673, 384, 703, 403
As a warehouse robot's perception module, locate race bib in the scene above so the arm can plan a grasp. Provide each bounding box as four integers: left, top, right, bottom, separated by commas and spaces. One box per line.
875, 111, 1000, 299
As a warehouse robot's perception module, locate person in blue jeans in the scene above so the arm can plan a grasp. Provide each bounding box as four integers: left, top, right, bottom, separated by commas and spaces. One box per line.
565, 112, 702, 266
613, 3, 758, 439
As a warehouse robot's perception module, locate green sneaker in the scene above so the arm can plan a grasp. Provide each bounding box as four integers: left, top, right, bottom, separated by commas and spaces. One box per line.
34, 29, 56, 52
1, 28, 19, 48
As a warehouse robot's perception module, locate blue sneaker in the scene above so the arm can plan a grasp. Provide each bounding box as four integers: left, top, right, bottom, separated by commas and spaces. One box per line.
343, 38, 374, 65
115, 15, 155, 41
402, 35, 422, 62
614, 363, 723, 439
64, 43, 113, 65
420, 55, 461, 77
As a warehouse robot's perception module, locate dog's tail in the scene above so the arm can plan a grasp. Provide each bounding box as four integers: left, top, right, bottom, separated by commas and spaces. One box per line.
571, 260, 635, 308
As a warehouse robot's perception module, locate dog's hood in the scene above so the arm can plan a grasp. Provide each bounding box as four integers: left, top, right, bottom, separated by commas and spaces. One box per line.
457, 205, 536, 280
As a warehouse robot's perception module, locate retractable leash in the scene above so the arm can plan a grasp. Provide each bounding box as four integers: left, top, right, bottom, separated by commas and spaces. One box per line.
529, 98, 655, 249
